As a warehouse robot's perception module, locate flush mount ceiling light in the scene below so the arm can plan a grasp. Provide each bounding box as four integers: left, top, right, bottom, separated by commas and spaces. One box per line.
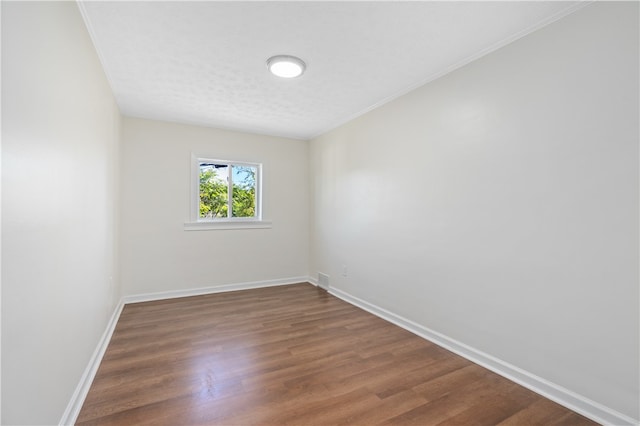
266, 55, 306, 78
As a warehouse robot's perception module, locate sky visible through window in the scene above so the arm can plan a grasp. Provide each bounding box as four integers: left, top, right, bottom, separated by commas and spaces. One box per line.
200, 163, 248, 183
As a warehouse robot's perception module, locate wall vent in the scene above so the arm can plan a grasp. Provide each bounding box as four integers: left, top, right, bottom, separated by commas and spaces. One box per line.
318, 272, 330, 290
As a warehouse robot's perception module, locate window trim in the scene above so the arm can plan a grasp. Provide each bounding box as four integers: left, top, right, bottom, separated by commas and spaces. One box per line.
185, 155, 270, 230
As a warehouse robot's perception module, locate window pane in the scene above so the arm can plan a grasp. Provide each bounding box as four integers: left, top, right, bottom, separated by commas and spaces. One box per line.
231, 165, 257, 217
199, 163, 229, 218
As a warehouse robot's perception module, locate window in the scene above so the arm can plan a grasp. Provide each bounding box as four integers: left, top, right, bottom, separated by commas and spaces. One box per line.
197, 159, 260, 220
186, 157, 269, 230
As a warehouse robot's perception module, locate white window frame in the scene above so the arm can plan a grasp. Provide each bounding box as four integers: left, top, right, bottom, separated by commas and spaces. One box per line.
184, 155, 271, 230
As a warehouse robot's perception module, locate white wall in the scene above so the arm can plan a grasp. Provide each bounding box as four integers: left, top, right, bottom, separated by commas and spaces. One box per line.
120, 117, 309, 296
1, 2, 121, 424
310, 2, 638, 422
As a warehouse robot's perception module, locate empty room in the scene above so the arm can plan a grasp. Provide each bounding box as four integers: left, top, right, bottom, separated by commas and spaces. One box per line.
1, 1, 638, 425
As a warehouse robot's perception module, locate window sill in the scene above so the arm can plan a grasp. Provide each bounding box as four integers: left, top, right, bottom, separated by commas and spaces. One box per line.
183, 220, 272, 231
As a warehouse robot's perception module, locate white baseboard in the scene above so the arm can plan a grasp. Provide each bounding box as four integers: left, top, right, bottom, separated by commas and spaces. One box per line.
59, 299, 124, 426
123, 276, 311, 304
329, 286, 638, 426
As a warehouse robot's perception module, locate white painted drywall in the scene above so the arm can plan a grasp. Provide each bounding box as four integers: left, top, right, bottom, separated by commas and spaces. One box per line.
1, 2, 122, 424
120, 117, 309, 296
310, 2, 639, 421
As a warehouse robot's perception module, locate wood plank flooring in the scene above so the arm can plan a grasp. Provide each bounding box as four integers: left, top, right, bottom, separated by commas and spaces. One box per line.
77, 283, 597, 425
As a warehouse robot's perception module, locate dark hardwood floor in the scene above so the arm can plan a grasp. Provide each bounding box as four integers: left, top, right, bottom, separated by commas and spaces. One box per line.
77, 283, 597, 425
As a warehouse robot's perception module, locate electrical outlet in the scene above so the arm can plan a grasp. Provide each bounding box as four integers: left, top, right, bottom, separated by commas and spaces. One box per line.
342, 264, 348, 277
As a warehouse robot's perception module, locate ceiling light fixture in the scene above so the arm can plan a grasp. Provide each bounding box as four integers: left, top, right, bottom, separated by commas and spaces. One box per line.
267, 55, 306, 78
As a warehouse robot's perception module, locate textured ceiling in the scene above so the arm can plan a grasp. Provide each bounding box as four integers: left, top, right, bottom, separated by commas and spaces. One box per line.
79, 1, 584, 140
